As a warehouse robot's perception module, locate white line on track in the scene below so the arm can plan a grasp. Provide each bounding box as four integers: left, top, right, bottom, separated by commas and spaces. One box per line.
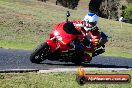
38, 68, 132, 73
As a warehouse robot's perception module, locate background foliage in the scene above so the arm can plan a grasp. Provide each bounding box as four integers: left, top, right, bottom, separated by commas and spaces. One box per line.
40, 0, 132, 23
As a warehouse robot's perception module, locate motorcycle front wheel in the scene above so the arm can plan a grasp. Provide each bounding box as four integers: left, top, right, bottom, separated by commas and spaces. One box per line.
30, 42, 50, 64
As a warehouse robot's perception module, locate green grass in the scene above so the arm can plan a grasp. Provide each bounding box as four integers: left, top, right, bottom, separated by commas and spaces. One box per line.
0, 0, 132, 58
0, 70, 132, 88
0, 1, 131, 88
101, 47, 132, 58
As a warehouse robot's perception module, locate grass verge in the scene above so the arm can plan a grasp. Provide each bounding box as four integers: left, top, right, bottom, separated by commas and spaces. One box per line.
0, 70, 132, 88
0, 0, 132, 58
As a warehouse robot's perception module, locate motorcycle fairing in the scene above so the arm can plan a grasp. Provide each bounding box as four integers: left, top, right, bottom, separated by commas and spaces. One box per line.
52, 22, 82, 45
46, 39, 57, 52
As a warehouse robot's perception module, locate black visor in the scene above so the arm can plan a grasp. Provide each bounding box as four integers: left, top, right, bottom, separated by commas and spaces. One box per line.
87, 21, 96, 26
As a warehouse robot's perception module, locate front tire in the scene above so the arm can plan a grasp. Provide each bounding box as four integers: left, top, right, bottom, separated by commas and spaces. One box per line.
30, 42, 50, 64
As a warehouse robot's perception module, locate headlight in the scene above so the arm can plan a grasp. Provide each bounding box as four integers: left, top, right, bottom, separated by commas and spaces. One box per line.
54, 31, 59, 36
56, 36, 62, 41
53, 31, 62, 41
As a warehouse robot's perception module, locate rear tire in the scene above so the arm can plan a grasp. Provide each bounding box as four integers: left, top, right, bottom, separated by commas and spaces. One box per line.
72, 57, 82, 65
30, 42, 50, 64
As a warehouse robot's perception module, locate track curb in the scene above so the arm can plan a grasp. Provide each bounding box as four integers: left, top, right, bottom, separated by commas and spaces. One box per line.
0, 69, 39, 73
38, 68, 132, 73
0, 68, 131, 73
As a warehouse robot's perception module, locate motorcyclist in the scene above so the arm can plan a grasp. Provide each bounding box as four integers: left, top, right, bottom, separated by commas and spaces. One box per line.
73, 12, 108, 62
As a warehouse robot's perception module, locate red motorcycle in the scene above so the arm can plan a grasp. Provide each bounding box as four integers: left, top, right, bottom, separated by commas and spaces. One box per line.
30, 11, 107, 65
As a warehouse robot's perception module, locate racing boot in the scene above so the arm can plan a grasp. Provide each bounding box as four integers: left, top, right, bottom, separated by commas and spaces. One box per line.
92, 45, 105, 57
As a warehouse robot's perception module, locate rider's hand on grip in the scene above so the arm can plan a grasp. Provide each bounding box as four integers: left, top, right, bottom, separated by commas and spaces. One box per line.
91, 36, 99, 46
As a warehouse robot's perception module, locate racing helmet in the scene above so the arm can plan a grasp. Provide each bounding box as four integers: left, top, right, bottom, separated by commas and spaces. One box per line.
83, 13, 98, 31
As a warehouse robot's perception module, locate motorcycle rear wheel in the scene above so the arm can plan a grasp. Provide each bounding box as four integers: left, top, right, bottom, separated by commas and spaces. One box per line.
72, 57, 82, 65
30, 42, 50, 64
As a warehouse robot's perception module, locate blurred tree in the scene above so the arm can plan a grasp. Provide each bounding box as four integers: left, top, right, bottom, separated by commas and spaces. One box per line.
126, 0, 132, 3
89, 0, 102, 15
56, 0, 80, 9
123, 5, 132, 23
89, 0, 121, 20
38, 0, 48, 2
99, 0, 121, 20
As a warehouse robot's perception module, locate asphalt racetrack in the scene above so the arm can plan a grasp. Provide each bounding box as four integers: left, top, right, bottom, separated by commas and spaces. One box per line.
0, 48, 132, 71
